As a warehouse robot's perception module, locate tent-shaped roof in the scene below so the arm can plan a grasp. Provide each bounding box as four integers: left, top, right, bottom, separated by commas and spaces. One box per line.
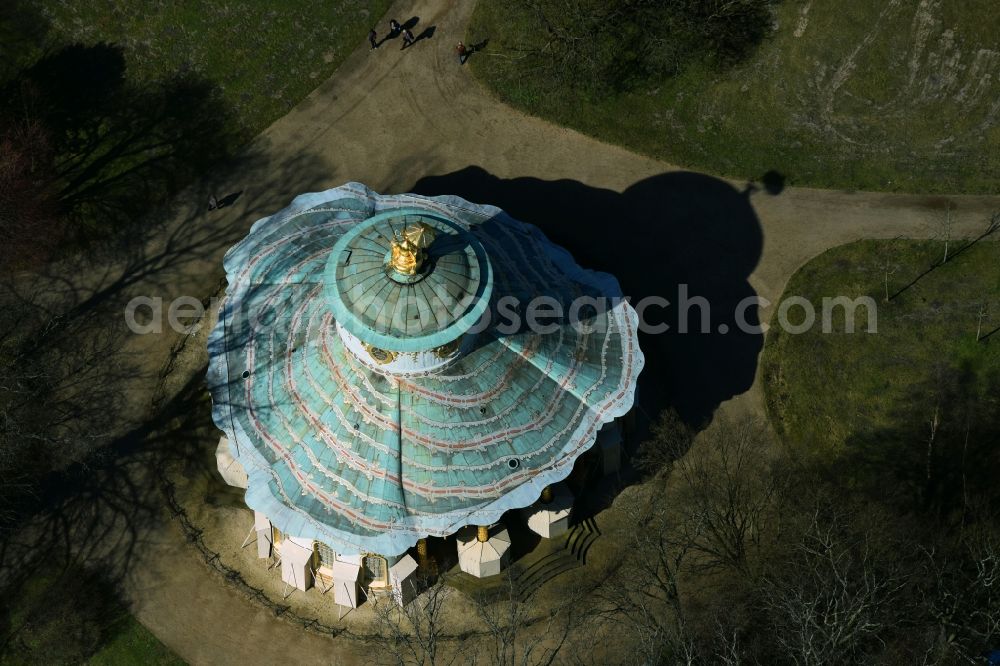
207, 183, 643, 556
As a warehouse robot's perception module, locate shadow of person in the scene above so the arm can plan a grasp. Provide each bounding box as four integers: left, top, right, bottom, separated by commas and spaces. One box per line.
413, 26, 436, 45
457, 38, 488, 65
472, 38, 490, 52
410, 167, 764, 426
215, 190, 243, 209
402, 16, 420, 31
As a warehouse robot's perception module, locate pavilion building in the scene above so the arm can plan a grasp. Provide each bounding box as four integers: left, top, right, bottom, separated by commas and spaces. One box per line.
208, 183, 643, 608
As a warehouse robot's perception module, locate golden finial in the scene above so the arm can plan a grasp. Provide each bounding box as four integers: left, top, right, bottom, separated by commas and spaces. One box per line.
389, 222, 435, 275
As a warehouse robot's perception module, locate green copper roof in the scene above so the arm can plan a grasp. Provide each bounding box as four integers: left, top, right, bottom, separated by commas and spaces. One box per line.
323, 209, 492, 352
207, 183, 644, 557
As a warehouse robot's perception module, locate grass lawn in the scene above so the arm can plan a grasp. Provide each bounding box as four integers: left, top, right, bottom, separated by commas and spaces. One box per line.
87, 616, 183, 666
468, 1, 1000, 194
1, 568, 183, 665
36, 0, 392, 138
762, 238, 1000, 459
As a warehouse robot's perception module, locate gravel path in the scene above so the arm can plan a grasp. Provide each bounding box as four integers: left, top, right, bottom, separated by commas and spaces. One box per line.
97, 0, 1000, 662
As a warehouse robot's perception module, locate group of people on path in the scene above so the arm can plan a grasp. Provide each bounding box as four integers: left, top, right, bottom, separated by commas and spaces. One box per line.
368, 18, 415, 51
368, 17, 478, 64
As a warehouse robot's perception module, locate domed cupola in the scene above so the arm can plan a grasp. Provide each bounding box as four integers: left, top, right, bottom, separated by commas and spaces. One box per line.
323, 209, 492, 376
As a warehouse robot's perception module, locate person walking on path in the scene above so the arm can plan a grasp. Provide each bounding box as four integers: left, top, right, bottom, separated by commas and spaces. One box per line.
368, 27, 378, 50
388, 19, 400, 36
208, 194, 218, 211
401, 28, 415, 49
455, 41, 469, 64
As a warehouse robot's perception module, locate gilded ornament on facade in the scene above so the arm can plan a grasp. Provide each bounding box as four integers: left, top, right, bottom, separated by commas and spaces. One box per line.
364, 343, 397, 364
433, 338, 460, 358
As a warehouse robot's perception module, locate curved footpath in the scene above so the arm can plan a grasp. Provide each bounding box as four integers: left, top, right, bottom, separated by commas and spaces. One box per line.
109, 0, 1000, 662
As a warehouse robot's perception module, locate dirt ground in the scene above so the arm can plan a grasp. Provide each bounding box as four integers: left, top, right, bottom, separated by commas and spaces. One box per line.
35, 0, 999, 663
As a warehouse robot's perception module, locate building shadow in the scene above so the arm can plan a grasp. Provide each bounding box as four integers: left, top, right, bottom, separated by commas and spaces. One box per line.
410, 166, 764, 427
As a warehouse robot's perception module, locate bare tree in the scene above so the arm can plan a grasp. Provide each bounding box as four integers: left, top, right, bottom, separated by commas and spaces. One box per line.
370, 575, 457, 666
713, 623, 747, 666
597, 415, 784, 663
0, 117, 61, 272
369, 571, 588, 666
667, 416, 785, 574
976, 302, 989, 342
635, 407, 694, 475
875, 237, 901, 303
923, 532, 1000, 663
594, 482, 700, 666
472, 570, 584, 666
758, 507, 909, 666
0, 284, 132, 526
931, 201, 956, 264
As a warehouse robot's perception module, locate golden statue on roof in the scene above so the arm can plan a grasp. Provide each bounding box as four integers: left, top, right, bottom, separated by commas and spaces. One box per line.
389, 222, 435, 275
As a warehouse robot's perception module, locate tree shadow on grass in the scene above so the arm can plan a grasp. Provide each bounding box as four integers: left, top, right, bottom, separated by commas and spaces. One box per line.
411, 166, 765, 427
831, 365, 1000, 525
0, 563, 125, 662
0, 368, 220, 663
888, 215, 1000, 302
0, 0, 51, 82
1, 42, 242, 250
